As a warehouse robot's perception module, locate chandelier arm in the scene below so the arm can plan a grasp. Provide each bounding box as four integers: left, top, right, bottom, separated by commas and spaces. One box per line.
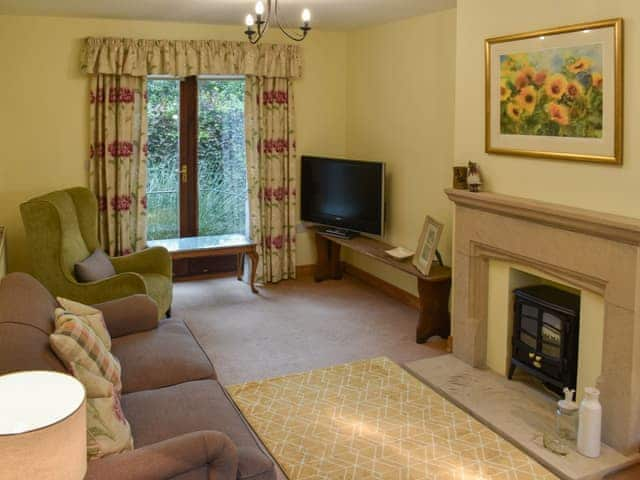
273, 0, 307, 42
245, 0, 309, 43
276, 24, 308, 42
260, 0, 272, 36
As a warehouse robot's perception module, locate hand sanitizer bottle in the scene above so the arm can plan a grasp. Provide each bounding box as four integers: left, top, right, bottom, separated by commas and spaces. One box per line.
577, 387, 602, 458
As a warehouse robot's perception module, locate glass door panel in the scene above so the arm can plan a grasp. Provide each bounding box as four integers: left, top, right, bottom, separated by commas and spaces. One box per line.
197, 78, 247, 237
147, 79, 180, 240
542, 312, 563, 359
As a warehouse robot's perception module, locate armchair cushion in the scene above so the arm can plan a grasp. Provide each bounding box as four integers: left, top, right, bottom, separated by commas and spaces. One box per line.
75, 249, 116, 283
112, 318, 216, 393
121, 380, 275, 480
85, 431, 238, 480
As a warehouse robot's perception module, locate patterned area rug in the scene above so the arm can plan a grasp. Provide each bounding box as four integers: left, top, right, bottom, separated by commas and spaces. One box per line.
227, 357, 558, 479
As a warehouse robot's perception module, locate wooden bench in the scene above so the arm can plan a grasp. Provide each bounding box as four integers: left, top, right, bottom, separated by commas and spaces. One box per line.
314, 229, 452, 344
148, 234, 259, 293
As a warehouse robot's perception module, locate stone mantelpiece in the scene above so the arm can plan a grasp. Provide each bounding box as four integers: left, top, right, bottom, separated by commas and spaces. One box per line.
446, 188, 640, 454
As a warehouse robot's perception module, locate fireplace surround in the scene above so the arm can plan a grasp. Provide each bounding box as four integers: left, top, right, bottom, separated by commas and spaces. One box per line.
446, 188, 640, 454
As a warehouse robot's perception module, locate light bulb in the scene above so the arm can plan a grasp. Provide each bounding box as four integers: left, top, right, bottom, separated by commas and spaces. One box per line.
301, 8, 311, 23
255, 1, 265, 15
245, 14, 255, 27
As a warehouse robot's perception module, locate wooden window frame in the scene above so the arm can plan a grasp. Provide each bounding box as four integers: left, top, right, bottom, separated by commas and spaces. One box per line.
179, 76, 199, 237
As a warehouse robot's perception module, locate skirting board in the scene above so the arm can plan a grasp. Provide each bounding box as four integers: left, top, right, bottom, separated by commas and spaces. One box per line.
172, 263, 420, 309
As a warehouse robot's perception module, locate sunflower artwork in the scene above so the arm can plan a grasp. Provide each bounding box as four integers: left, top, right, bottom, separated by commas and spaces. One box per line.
500, 45, 603, 138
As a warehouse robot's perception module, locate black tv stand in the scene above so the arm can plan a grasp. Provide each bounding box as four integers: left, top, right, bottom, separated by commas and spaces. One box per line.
321, 227, 359, 240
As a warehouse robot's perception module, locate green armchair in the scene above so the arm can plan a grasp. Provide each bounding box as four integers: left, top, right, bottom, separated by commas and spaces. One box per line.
20, 187, 172, 317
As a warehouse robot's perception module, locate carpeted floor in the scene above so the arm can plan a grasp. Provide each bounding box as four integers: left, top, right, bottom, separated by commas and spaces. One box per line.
172, 271, 445, 385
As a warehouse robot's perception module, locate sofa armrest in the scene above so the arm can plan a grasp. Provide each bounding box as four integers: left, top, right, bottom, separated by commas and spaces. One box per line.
93, 295, 159, 338
85, 431, 238, 480
111, 246, 172, 278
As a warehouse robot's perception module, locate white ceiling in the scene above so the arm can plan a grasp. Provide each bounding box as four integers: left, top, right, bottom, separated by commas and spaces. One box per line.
0, 0, 456, 30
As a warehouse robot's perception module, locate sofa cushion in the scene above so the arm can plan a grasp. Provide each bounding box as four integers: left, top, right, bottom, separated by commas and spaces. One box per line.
57, 297, 112, 350
50, 309, 133, 459
121, 380, 275, 480
50, 309, 122, 393
0, 273, 66, 375
75, 249, 116, 282
111, 318, 216, 394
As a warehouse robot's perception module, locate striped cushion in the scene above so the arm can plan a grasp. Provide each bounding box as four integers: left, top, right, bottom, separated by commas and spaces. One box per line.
56, 297, 112, 350
50, 310, 132, 459
51, 309, 121, 392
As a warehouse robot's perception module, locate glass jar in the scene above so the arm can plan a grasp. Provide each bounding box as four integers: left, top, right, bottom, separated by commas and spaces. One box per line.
544, 397, 578, 455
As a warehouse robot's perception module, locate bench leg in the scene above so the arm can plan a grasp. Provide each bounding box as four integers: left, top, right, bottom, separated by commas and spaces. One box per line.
416, 278, 451, 344
247, 250, 259, 294
314, 233, 342, 282
236, 253, 245, 281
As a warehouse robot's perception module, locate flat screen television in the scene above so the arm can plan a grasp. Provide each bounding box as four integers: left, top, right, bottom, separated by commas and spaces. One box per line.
301, 156, 385, 236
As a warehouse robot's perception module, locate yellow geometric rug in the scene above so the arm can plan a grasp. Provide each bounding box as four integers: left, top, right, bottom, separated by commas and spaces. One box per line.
227, 357, 558, 479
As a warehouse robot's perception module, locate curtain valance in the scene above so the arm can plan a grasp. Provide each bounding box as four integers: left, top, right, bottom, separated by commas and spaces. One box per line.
80, 37, 303, 79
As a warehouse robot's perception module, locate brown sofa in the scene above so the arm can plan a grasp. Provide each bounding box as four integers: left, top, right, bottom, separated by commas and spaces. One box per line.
0, 272, 276, 480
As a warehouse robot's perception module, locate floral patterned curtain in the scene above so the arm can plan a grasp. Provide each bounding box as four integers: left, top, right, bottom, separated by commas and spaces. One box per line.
245, 77, 296, 283
89, 74, 148, 256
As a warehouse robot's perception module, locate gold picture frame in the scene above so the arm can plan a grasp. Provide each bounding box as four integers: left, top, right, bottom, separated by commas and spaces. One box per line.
413, 216, 443, 276
485, 18, 623, 164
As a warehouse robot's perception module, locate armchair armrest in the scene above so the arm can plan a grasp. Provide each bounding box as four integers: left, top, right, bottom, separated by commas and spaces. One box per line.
93, 295, 159, 338
85, 431, 238, 480
111, 246, 172, 278
63, 272, 148, 305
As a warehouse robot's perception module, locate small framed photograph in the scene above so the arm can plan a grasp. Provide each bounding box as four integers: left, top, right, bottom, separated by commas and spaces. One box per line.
413, 216, 443, 275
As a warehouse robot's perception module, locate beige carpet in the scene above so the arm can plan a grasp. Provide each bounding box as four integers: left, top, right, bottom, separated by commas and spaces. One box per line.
228, 357, 558, 480
172, 272, 445, 385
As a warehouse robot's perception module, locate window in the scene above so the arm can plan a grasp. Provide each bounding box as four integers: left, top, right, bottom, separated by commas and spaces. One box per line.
146, 76, 247, 241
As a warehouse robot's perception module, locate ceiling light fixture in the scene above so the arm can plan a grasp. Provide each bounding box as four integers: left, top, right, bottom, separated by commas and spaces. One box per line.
244, 1, 311, 44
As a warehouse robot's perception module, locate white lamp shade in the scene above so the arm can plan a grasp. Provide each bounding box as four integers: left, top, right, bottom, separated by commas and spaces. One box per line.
0, 371, 87, 480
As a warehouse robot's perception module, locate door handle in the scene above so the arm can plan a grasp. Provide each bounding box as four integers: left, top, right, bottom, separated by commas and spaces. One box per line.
180, 165, 188, 184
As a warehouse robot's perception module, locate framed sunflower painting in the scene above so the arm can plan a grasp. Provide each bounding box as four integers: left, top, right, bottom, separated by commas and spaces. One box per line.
485, 19, 623, 164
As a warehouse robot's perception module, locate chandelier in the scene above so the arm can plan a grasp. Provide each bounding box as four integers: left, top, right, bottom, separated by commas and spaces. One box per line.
244, 1, 312, 44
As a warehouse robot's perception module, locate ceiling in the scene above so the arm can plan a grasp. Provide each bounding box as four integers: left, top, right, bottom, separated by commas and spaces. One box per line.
0, 0, 456, 30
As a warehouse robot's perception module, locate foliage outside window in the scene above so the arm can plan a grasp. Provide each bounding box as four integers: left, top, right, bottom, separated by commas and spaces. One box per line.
146, 78, 247, 241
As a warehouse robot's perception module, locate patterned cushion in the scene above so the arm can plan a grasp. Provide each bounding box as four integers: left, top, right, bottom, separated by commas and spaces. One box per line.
51, 309, 121, 392
50, 309, 133, 459
56, 297, 112, 350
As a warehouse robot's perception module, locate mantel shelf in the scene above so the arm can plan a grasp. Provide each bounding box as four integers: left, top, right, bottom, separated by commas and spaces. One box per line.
445, 188, 640, 246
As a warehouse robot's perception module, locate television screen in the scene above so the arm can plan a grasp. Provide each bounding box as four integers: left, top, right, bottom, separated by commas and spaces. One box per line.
301, 156, 385, 235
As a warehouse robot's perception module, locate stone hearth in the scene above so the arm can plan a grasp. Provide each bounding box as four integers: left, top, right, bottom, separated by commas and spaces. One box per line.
446, 188, 640, 454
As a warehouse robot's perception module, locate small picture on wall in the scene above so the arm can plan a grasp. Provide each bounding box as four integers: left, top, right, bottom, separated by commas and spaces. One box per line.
413, 216, 443, 276
485, 18, 623, 164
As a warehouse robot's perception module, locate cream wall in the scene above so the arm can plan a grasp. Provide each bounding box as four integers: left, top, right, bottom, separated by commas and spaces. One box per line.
0, 15, 347, 272
455, 0, 640, 216
344, 9, 457, 295
454, 0, 640, 373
